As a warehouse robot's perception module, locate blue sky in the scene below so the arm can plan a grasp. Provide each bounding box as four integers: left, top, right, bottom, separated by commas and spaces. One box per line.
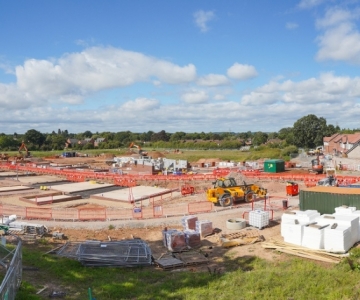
1, 0, 360, 134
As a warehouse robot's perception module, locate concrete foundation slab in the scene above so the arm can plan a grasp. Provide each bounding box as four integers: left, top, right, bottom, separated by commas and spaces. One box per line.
17, 175, 65, 185
20, 193, 82, 205
0, 185, 33, 192
91, 186, 174, 205
0, 172, 24, 177
52, 181, 115, 194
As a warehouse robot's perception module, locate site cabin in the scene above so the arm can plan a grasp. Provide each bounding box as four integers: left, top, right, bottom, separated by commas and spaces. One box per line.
263, 159, 285, 173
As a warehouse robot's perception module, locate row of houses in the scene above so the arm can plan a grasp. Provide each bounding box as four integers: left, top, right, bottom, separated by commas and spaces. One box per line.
65, 138, 106, 148
323, 133, 360, 158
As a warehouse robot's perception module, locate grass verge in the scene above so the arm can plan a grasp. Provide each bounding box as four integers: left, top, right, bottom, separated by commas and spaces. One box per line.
16, 243, 360, 300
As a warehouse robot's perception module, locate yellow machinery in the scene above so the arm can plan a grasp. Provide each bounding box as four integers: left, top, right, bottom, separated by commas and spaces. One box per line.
129, 142, 148, 156
18, 141, 31, 158
206, 177, 267, 207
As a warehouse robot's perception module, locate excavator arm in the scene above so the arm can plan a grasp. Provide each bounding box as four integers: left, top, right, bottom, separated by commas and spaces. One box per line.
129, 142, 148, 156
18, 141, 28, 153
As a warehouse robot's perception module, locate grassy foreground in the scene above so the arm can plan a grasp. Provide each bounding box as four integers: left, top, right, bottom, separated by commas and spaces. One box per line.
16, 244, 360, 300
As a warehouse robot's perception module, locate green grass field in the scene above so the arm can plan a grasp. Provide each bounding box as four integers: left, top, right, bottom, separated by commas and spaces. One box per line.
16, 244, 360, 300
8, 147, 285, 163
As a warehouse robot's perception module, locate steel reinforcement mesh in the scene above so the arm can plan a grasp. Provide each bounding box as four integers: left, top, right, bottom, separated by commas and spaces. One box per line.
56, 239, 152, 267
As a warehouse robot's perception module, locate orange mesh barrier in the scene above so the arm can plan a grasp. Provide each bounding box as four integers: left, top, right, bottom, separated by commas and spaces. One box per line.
3, 205, 26, 218
153, 205, 163, 217
105, 208, 133, 220
79, 208, 106, 221
188, 201, 213, 214
26, 207, 52, 220
52, 208, 79, 221
162, 204, 188, 217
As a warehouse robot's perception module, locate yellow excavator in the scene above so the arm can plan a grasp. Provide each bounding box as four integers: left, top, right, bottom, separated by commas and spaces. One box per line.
18, 141, 31, 158
206, 177, 267, 207
129, 142, 148, 156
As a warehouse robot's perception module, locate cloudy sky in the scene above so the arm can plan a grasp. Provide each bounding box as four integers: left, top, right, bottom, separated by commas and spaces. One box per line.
1, 0, 360, 134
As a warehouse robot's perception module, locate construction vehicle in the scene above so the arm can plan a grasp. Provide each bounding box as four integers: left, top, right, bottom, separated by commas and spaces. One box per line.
18, 141, 31, 158
129, 142, 148, 156
307, 146, 323, 156
206, 177, 267, 207
316, 167, 337, 186
309, 154, 324, 174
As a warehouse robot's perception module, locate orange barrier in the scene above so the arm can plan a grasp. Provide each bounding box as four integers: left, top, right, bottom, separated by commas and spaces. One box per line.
188, 201, 213, 214
162, 204, 188, 217
26, 207, 52, 220
52, 208, 80, 221
153, 205, 163, 218
79, 208, 106, 221
2, 204, 26, 218
105, 208, 133, 220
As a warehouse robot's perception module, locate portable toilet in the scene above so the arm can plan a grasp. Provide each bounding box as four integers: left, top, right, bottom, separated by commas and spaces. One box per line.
264, 159, 285, 173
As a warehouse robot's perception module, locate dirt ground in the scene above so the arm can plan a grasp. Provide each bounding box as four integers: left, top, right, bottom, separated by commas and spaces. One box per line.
4, 153, 360, 272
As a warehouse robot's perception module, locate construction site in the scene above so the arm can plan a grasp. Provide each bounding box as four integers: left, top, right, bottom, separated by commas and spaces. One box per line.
1, 149, 360, 298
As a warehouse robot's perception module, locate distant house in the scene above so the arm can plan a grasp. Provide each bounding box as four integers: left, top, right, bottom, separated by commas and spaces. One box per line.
323, 133, 360, 158
265, 138, 282, 145
65, 138, 78, 148
78, 138, 94, 146
94, 138, 107, 147
245, 139, 252, 146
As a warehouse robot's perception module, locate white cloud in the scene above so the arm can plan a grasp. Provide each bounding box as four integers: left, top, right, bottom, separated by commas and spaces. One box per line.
193, 10, 215, 32
286, 22, 299, 30
227, 63, 258, 80
1, 46, 197, 109
213, 94, 226, 101
121, 98, 160, 111
241, 72, 360, 106
298, 0, 326, 9
315, 8, 360, 63
316, 7, 355, 28
181, 90, 209, 104
197, 74, 229, 86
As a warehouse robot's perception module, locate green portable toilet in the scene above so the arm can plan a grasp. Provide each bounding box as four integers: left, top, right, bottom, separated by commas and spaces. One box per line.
264, 159, 285, 173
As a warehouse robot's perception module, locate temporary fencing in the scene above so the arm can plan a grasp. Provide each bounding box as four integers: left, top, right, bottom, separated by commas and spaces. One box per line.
0, 163, 220, 187
52, 208, 80, 221
79, 208, 107, 221
188, 201, 213, 214
26, 207, 52, 220
0, 235, 22, 299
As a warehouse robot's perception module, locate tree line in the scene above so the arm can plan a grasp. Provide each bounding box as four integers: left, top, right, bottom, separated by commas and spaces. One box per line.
0, 114, 356, 152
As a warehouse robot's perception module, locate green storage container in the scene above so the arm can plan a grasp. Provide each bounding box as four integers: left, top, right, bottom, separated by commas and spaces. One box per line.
263, 159, 285, 173
300, 186, 360, 214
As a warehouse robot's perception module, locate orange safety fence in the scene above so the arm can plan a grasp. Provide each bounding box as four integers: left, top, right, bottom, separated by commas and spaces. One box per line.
2, 205, 26, 219
153, 205, 163, 217
141, 207, 159, 219
105, 208, 133, 221
79, 208, 106, 221
162, 204, 189, 217
188, 201, 213, 214
52, 208, 80, 221
26, 207, 52, 220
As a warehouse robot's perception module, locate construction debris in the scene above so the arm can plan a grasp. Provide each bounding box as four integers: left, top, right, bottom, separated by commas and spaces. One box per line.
262, 238, 347, 264
218, 228, 264, 248
154, 250, 208, 270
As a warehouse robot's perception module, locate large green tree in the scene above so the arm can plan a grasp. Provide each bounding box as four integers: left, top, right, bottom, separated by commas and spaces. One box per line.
252, 131, 268, 146
24, 129, 46, 148
0, 135, 17, 150
292, 114, 329, 148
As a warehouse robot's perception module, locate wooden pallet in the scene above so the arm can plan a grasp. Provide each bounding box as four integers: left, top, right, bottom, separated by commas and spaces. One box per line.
154, 250, 208, 270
